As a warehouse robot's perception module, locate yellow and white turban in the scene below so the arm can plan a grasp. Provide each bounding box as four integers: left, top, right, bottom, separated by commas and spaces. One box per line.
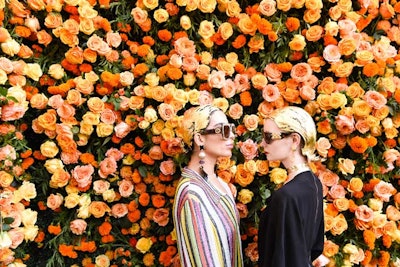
269, 106, 318, 161
177, 104, 220, 148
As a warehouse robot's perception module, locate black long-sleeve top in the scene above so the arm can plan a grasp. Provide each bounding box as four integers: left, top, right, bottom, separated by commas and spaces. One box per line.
258, 171, 324, 267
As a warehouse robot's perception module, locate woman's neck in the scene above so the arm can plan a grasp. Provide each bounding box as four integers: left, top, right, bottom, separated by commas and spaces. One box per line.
283, 159, 310, 184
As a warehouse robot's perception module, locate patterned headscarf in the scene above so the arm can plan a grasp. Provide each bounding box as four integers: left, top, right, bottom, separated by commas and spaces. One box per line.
177, 104, 220, 148
269, 106, 318, 161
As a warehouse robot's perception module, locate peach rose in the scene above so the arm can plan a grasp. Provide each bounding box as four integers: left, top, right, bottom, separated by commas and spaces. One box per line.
70, 219, 87, 235
374, 181, 395, 202
160, 159, 176, 175
276, 0, 291, 11
319, 170, 339, 187
290, 62, 312, 83
303, 8, 321, 24
57, 102, 75, 119
323, 44, 341, 63
89, 201, 111, 218
93, 180, 110, 195
174, 37, 196, 57
118, 179, 134, 198
262, 84, 281, 102
221, 79, 236, 98
334, 114, 355, 135
328, 184, 346, 199
208, 70, 226, 89
305, 25, 324, 42
228, 103, 243, 120
30, 93, 48, 110
258, 0, 276, 16
315, 137, 331, 158
355, 204, 374, 222
386, 205, 400, 221
111, 203, 128, 218
363, 91, 387, 110
71, 164, 94, 188
49, 169, 70, 188
330, 213, 348, 235
264, 63, 282, 83
152, 208, 170, 226
238, 139, 258, 160
8, 228, 24, 249
100, 109, 116, 125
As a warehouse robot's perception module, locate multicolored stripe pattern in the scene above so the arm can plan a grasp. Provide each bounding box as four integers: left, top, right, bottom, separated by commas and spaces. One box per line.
173, 168, 243, 267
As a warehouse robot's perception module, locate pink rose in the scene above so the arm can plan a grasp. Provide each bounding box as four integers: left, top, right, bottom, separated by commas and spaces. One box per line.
118, 179, 134, 198
70, 219, 87, 235
111, 203, 128, 218
238, 139, 258, 160
374, 181, 395, 202
71, 164, 94, 188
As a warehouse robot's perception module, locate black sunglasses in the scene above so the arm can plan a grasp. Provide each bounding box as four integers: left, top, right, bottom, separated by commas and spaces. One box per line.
201, 123, 236, 140
262, 131, 292, 144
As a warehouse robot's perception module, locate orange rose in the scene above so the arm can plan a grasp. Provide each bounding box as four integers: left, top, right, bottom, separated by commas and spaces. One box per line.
234, 164, 254, 187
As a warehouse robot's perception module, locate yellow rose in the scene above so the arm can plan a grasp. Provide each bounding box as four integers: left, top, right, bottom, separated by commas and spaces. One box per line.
212, 98, 229, 112
269, 167, 287, 184
173, 89, 189, 106
0, 171, 13, 187
303, 8, 321, 24
0, 69, 7, 85
102, 189, 116, 202
198, 0, 216, 13
23, 225, 39, 241
64, 193, 80, 209
237, 14, 257, 35
161, 127, 175, 140
338, 37, 357, 56
23, 63, 42, 81
40, 140, 59, 158
153, 8, 169, 23
373, 106, 390, 121
219, 22, 233, 40
244, 160, 257, 175
337, 158, 355, 175
143, 0, 158, 10
367, 198, 383, 212
251, 73, 268, 89
151, 119, 165, 135
48, 64, 65, 80
180, 15, 192, 30
243, 114, 259, 131
183, 73, 196, 86
15, 181, 37, 202
333, 198, 349, 211
1, 39, 21, 56
136, 237, 153, 253
352, 99, 371, 118
198, 20, 215, 39
139, 120, 150, 129
333, 62, 354, 77
144, 73, 160, 87
329, 92, 347, 109
226, 0, 241, 17
187, 90, 200, 105
96, 123, 114, 137
21, 208, 38, 226
78, 3, 98, 19
217, 61, 235, 76
305, 0, 322, 9
238, 189, 254, 204
44, 158, 64, 174
276, 0, 291, 12
87, 97, 105, 114
82, 111, 100, 125
143, 107, 158, 123
80, 122, 94, 135
289, 34, 306, 51
95, 254, 110, 267
256, 160, 269, 175
79, 17, 95, 35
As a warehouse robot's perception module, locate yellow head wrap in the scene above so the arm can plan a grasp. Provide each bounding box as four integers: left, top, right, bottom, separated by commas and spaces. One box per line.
269, 106, 318, 161
177, 104, 220, 148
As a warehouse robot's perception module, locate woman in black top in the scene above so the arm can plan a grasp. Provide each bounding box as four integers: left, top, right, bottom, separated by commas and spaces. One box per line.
258, 106, 325, 267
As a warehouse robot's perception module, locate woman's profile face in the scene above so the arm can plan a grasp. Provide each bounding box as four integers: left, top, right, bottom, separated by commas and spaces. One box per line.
261, 118, 293, 162
201, 110, 235, 159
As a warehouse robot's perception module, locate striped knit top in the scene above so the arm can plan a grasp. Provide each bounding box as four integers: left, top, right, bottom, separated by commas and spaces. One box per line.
173, 168, 243, 267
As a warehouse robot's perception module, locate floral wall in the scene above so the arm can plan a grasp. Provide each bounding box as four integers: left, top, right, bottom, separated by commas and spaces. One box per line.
1, 0, 400, 266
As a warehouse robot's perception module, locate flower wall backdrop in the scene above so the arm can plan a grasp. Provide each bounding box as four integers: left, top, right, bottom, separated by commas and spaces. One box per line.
1, 0, 400, 266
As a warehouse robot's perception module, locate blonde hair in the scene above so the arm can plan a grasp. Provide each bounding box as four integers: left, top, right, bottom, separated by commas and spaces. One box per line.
177, 104, 220, 148
270, 106, 319, 161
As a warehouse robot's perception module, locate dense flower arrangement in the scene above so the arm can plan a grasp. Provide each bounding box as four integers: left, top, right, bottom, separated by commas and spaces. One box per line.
1, 0, 400, 266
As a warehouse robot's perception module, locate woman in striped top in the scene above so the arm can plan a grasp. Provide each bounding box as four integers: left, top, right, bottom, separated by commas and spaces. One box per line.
173, 105, 243, 267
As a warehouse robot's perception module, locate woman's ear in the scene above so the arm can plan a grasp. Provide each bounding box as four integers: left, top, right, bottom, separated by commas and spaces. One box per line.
292, 132, 302, 147
193, 133, 205, 148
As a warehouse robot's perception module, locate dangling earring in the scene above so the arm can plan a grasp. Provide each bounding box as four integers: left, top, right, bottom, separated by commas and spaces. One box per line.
199, 145, 207, 179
